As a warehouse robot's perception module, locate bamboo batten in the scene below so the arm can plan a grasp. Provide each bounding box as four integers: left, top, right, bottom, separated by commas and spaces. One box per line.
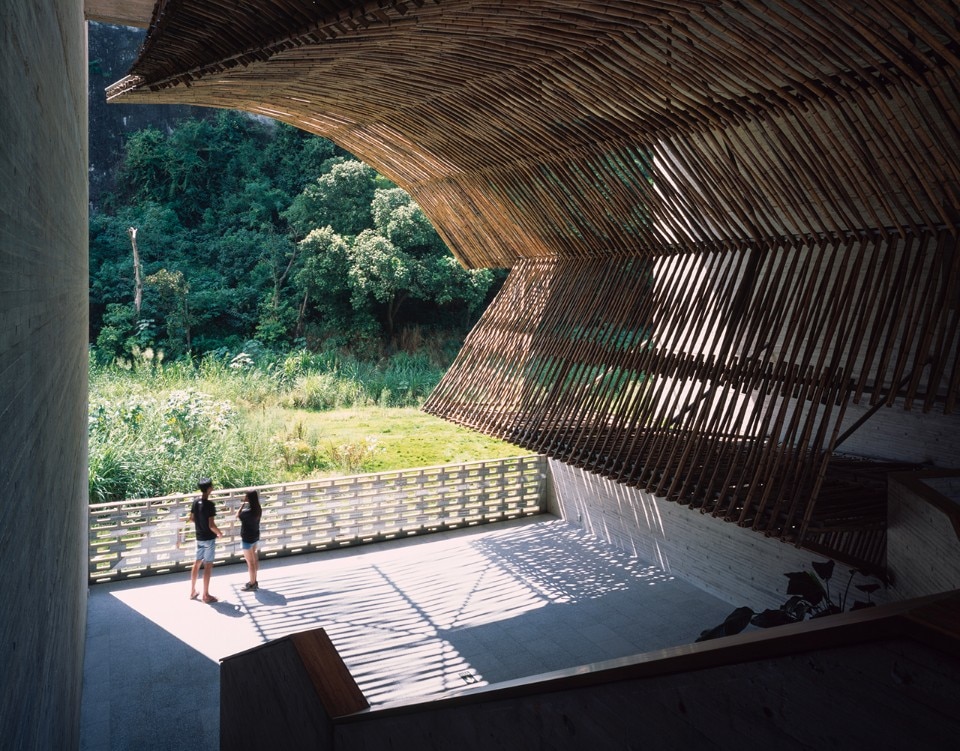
424, 233, 958, 562
108, 1, 960, 565
109, 2, 960, 265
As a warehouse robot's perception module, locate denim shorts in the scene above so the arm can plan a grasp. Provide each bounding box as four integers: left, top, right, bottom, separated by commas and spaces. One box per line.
195, 539, 216, 563
241, 540, 259, 551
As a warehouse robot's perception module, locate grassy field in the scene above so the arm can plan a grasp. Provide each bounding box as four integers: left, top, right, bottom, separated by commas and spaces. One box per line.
258, 405, 522, 474
88, 349, 523, 501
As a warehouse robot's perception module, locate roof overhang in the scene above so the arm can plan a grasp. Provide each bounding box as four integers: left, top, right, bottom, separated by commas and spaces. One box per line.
84, 0, 155, 28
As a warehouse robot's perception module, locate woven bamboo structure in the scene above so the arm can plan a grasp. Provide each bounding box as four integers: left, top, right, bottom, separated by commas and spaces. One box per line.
108, 1, 960, 567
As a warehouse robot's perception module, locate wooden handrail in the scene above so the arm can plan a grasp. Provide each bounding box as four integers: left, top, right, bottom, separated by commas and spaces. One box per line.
889, 468, 960, 542
290, 629, 369, 718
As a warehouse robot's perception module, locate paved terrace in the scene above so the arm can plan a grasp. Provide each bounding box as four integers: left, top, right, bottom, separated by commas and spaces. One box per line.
80, 516, 735, 750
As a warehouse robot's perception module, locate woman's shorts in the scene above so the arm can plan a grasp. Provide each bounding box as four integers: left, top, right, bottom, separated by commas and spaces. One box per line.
195, 539, 216, 563
242, 540, 259, 551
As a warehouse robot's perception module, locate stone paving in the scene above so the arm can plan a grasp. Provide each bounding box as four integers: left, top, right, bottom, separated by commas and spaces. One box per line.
80, 515, 735, 750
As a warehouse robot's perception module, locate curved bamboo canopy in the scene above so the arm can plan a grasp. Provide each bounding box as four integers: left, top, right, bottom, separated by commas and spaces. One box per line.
108, 1, 960, 564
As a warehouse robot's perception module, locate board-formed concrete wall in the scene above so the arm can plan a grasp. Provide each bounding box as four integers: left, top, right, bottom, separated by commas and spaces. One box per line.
545, 460, 889, 613
332, 636, 960, 750
0, 1, 90, 748
887, 472, 960, 600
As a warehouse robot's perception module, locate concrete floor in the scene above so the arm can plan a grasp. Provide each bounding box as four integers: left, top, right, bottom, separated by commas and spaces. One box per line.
80, 515, 735, 750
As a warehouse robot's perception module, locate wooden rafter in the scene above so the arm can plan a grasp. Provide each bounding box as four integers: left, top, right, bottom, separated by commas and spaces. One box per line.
106, 1, 960, 565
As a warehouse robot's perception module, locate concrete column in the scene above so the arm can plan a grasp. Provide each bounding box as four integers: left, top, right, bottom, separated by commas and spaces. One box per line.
0, 1, 90, 747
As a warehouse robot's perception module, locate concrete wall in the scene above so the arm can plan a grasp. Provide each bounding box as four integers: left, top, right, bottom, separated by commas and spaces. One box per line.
334, 637, 960, 750
887, 471, 960, 599
832, 399, 960, 466
0, 1, 90, 748
545, 460, 888, 612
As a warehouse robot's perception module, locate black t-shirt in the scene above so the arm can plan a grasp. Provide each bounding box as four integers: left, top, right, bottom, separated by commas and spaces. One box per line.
238, 507, 261, 544
192, 498, 217, 541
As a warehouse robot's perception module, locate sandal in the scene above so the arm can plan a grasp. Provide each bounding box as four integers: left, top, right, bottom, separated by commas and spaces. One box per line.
189, 593, 199, 601
202, 595, 218, 604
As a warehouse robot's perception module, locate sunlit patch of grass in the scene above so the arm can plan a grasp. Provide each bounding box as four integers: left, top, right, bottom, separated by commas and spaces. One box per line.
251, 406, 520, 475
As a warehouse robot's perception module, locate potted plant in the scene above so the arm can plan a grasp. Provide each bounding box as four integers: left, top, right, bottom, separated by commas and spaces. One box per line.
696, 559, 882, 642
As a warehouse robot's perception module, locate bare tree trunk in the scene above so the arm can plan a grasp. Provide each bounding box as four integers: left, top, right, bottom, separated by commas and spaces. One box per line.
295, 288, 309, 339
387, 292, 408, 340
183, 295, 191, 353
128, 227, 143, 317
273, 246, 300, 308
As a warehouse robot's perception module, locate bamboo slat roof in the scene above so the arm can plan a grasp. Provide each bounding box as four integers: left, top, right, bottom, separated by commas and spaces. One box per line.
84, 0, 155, 27
108, 1, 959, 267
107, 1, 960, 565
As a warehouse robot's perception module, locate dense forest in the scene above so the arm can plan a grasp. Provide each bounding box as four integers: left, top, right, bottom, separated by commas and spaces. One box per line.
87, 115, 514, 501
86, 25, 516, 501
88, 21, 503, 363
89, 109, 503, 362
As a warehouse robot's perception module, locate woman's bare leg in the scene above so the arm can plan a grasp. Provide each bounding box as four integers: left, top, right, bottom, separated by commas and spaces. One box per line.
243, 548, 256, 584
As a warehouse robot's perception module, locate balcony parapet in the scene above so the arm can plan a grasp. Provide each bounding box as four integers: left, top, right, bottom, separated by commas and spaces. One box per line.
89, 455, 546, 583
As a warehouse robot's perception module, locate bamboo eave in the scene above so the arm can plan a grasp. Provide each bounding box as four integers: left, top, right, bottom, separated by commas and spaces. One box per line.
107, 1, 960, 567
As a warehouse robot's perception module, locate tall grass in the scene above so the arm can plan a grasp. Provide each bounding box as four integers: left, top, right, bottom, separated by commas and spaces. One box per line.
281, 352, 441, 409
88, 385, 273, 501
88, 346, 457, 502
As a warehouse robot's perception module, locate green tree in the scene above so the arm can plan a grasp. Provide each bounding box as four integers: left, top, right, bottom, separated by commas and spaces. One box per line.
293, 226, 351, 339
250, 230, 301, 345
371, 187, 437, 248
284, 159, 377, 237
90, 112, 496, 356
263, 126, 343, 197
93, 113, 337, 352
284, 173, 501, 345
349, 229, 413, 338
144, 268, 191, 357
94, 302, 140, 362
350, 188, 498, 337
89, 202, 191, 342
116, 127, 173, 206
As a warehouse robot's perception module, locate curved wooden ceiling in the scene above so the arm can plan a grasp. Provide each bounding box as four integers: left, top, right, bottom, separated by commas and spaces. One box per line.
84, 0, 154, 27
110, 2, 960, 268
108, 1, 960, 565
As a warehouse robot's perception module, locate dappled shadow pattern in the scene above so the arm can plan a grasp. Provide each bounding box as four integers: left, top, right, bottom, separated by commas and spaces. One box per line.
237, 519, 730, 704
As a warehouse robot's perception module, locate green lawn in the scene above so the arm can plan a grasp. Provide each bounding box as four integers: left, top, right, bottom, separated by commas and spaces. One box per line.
258, 405, 524, 475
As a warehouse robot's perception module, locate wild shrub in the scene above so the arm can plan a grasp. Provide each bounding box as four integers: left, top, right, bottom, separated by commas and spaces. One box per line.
378, 350, 442, 406
89, 384, 271, 501
87, 344, 499, 502
326, 437, 384, 474
284, 372, 351, 409
271, 421, 330, 473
